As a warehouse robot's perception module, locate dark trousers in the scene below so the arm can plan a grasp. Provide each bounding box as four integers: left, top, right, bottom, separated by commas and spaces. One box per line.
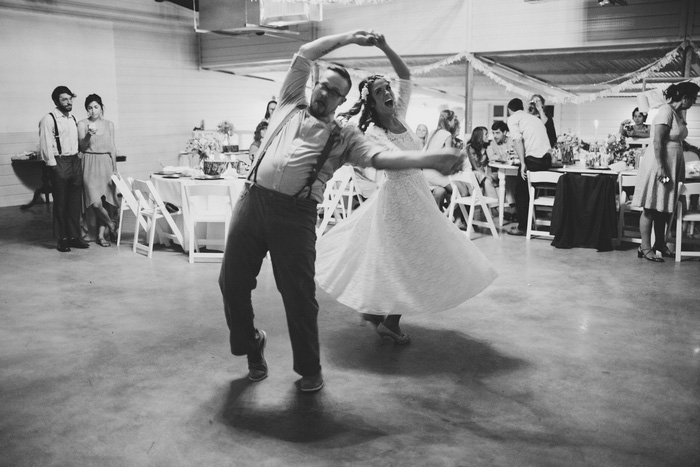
49, 156, 83, 239
515, 154, 552, 231
219, 184, 320, 377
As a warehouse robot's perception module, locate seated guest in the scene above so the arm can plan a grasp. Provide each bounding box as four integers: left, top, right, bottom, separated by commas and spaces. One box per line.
528, 94, 557, 149
466, 126, 498, 200
248, 120, 268, 164
619, 107, 650, 139
486, 120, 514, 162
424, 109, 462, 209
506, 98, 552, 236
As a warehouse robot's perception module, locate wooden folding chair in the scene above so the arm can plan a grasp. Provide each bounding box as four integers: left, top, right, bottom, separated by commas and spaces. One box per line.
131, 179, 183, 258
675, 182, 700, 262
316, 165, 360, 236
526, 171, 562, 240
111, 174, 147, 246
617, 172, 643, 245
181, 181, 237, 263
446, 170, 499, 239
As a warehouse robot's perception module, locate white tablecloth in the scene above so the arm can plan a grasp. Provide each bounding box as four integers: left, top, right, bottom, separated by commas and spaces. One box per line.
151, 174, 247, 252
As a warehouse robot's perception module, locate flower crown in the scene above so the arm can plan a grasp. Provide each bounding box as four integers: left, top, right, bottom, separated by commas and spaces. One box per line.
360, 83, 369, 103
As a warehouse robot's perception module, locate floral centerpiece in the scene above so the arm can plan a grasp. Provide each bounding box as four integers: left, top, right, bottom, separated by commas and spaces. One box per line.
217, 120, 235, 151
604, 133, 628, 163
185, 133, 222, 161
556, 131, 582, 165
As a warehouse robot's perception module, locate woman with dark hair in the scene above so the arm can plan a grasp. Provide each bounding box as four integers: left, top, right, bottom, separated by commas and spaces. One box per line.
77, 94, 118, 247
316, 34, 496, 345
633, 81, 699, 261
263, 100, 277, 121
467, 126, 498, 200
528, 94, 557, 148
248, 120, 268, 163
619, 107, 650, 139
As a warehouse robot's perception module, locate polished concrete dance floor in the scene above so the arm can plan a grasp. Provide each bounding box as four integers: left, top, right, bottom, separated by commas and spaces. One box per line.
1, 204, 698, 466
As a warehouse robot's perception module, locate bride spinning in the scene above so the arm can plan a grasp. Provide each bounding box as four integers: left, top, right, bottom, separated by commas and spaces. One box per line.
315, 33, 497, 344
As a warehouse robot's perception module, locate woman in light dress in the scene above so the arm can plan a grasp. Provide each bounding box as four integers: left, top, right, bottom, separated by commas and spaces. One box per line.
77, 94, 118, 247
633, 81, 699, 261
315, 35, 497, 344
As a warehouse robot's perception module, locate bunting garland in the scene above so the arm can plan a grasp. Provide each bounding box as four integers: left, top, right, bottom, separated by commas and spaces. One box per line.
322, 42, 692, 104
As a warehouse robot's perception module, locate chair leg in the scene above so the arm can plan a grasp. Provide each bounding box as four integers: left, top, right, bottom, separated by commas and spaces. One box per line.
117, 202, 126, 246
526, 187, 534, 240
675, 205, 682, 262
463, 204, 475, 239
147, 218, 157, 258
133, 211, 141, 254
189, 221, 195, 264
482, 203, 499, 238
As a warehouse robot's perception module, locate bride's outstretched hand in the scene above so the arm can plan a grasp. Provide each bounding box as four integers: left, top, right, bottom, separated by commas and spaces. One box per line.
427, 148, 463, 175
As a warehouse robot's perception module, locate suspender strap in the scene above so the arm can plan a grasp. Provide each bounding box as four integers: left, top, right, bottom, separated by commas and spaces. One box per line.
49, 113, 61, 155
293, 122, 340, 199
49, 113, 77, 156
249, 103, 307, 183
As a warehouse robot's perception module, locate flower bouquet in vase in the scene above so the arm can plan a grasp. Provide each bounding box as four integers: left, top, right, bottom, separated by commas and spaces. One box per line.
185, 133, 222, 168
218, 120, 235, 152
604, 133, 628, 168
556, 131, 582, 165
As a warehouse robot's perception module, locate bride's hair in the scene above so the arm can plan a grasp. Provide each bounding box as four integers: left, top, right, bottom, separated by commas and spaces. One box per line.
338, 74, 385, 133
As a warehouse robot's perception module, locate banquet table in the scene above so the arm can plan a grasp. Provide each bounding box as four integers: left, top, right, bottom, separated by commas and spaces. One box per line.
151, 174, 246, 253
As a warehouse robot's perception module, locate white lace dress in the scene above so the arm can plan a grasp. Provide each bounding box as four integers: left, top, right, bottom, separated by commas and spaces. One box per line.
315, 79, 497, 315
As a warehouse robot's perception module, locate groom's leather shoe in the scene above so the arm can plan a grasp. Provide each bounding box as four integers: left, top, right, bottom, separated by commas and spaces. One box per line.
68, 237, 90, 249
247, 330, 268, 382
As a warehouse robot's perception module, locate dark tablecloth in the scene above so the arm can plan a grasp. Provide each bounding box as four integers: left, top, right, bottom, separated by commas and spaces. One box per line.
550, 173, 618, 251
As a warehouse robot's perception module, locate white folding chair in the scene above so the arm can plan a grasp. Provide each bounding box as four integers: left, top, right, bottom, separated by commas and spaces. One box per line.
617, 173, 643, 245
316, 165, 360, 236
181, 181, 236, 263
526, 171, 563, 240
446, 170, 499, 239
131, 179, 184, 258
111, 174, 147, 246
675, 182, 700, 262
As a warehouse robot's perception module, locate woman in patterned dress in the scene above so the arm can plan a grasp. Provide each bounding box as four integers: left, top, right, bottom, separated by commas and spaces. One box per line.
78, 94, 118, 247
633, 82, 699, 262
315, 34, 497, 344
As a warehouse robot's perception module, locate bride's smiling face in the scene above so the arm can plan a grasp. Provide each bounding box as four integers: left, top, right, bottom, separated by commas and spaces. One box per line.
369, 78, 395, 118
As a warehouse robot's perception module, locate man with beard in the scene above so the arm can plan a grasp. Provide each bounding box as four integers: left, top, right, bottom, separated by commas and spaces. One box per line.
39, 86, 89, 252
218, 30, 462, 393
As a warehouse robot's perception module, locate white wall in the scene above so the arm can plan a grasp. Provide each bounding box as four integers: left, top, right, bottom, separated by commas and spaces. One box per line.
0, 0, 280, 208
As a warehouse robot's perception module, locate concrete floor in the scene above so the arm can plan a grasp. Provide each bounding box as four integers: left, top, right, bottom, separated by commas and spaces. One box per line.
0, 203, 699, 467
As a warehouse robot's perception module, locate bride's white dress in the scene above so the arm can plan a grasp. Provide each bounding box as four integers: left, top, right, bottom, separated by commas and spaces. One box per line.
315, 79, 497, 315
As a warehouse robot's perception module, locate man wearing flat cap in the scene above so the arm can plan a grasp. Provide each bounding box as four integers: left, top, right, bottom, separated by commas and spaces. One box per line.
39, 85, 89, 252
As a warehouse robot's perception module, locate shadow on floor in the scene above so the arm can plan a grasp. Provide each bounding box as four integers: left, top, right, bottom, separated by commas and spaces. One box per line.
322, 325, 527, 379
219, 378, 387, 445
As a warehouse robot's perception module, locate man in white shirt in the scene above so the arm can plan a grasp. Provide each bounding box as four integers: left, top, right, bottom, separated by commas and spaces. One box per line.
506, 98, 552, 236
39, 86, 89, 252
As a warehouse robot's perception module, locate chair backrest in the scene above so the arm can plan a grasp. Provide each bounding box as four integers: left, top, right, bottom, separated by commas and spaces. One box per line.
181, 181, 236, 217
112, 174, 139, 213
678, 182, 700, 211
527, 171, 563, 185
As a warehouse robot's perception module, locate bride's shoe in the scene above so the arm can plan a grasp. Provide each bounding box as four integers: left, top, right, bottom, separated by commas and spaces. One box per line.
376, 323, 411, 345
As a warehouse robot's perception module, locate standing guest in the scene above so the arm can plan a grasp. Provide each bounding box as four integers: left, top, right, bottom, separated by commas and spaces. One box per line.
506, 98, 552, 236
263, 99, 277, 121
415, 123, 428, 147
466, 126, 498, 200
218, 30, 462, 393
424, 110, 462, 208
619, 107, 650, 139
248, 120, 268, 163
78, 94, 118, 247
487, 121, 514, 162
633, 81, 699, 261
317, 33, 496, 345
39, 86, 89, 252
528, 94, 557, 148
